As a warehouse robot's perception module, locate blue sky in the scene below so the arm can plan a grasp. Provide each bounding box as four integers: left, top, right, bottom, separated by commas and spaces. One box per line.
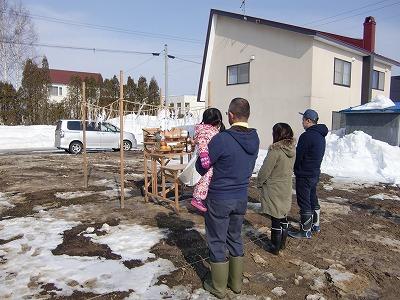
19, 0, 400, 95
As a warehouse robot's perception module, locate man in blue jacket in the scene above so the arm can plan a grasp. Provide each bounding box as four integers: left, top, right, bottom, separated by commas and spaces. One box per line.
196, 98, 259, 298
289, 109, 328, 239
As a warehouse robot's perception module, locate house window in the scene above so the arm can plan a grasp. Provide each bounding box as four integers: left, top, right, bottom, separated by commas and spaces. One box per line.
49, 86, 59, 96
227, 62, 250, 85
58, 87, 63, 96
185, 103, 190, 108
177, 103, 181, 108
334, 58, 351, 87
372, 70, 385, 90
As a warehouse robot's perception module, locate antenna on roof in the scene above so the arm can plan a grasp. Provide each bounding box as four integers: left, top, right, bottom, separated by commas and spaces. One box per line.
240, 0, 247, 20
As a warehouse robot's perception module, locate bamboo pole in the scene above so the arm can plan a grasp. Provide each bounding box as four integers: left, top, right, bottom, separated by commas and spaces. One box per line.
82, 82, 88, 188
207, 81, 211, 108
119, 70, 125, 209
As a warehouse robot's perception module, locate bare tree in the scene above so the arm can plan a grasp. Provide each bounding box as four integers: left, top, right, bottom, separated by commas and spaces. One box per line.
0, 0, 37, 86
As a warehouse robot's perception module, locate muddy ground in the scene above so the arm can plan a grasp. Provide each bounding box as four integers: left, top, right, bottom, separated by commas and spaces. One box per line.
0, 151, 399, 299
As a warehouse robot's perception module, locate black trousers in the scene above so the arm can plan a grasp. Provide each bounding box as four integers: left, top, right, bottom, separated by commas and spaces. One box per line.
296, 176, 320, 214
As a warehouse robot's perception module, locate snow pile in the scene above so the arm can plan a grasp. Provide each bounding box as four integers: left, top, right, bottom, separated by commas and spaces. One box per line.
351, 95, 395, 110
0, 111, 202, 150
0, 215, 175, 298
321, 131, 400, 184
0, 125, 55, 149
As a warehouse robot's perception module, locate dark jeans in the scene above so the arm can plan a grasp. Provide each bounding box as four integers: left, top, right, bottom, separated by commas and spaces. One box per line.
296, 176, 320, 214
205, 197, 247, 263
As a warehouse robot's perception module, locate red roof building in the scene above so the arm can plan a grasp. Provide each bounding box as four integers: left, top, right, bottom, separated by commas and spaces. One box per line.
49, 69, 103, 85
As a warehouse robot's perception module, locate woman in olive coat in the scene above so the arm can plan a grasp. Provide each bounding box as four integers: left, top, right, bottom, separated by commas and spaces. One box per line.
257, 123, 296, 255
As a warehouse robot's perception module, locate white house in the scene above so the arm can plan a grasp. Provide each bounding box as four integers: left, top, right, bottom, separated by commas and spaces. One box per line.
167, 95, 206, 113
48, 69, 103, 103
197, 10, 400, 147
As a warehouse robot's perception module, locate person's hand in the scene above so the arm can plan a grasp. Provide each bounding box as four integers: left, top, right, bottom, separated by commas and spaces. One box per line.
200, 152, 211, 169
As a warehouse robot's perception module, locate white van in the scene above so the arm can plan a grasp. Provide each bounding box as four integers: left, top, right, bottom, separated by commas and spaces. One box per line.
55, 119, 137, 154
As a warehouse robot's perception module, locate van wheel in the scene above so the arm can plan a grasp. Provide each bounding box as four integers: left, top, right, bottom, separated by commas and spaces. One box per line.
123, 140, 132, 151
69, 141, 83, 154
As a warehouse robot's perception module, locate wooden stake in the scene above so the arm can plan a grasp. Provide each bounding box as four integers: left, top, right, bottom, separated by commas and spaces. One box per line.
82, 81, 88, 188
119, 70, 125, 209
207, 81, 211, 108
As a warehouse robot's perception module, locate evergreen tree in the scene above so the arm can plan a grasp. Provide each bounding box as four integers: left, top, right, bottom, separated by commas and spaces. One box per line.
40, 56, 51, 123
65, 75, 82, 119
85, 76, 99, 106
99, 75, 119, 107
124, 76, 136, 112
148, 77, 160, 107
18, 58, 51, 124
0, 81, 19, 125
136, 76, 148, 107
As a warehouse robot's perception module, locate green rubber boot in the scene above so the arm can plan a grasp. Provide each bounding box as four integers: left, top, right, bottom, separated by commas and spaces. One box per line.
228, 256, 244, 294
203, 261, 229, 299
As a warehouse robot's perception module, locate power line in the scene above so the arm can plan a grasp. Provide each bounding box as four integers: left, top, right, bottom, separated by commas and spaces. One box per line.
0, 9, 204, 44
315, 1, 400, 27
125, 56, 158, 73
302, 0, 392, 26
0, 40, 160, 55
174, 57, 202, 65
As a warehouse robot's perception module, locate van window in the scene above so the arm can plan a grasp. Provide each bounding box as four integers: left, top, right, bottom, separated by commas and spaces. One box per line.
86, 122, 99, 131
67, 121, 81, 130
101, 123, 119, 132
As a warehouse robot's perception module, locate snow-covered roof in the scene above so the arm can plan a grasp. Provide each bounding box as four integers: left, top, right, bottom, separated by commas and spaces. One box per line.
341, 95, 400, 113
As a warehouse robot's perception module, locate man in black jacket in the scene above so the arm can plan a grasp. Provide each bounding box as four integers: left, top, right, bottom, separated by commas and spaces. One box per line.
289, 109, 328, 239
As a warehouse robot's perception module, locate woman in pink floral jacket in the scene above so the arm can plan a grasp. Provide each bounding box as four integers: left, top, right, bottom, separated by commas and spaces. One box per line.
191, 108, 225, 212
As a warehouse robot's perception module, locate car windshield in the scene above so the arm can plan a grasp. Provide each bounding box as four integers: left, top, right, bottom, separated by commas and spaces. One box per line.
102, 123, 120, 132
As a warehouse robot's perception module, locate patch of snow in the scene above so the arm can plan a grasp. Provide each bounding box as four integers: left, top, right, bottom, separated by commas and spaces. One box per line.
306, 294, 327, 300
85, 224, 167, 261
0, 192, 15, 213
323, 185, 334, 191
369, 193, 400, 201
55, 191, 97, 199
100, 187, 134, 198
0, 214, 175, 298
271, 286, 286, 297
352, 230, 400, 253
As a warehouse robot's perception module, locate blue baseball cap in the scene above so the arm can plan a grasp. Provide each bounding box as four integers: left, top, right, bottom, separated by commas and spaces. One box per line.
299, 109, 319, 122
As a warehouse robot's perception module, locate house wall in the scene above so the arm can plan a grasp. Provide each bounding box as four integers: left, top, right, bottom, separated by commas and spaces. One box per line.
207, 15, 314, 148
371, 61, 391, 99
49, 84, 68, 103
310, 40, 363, 128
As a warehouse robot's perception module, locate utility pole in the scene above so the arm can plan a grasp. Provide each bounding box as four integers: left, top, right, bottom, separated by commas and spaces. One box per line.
164, 44, 168, 106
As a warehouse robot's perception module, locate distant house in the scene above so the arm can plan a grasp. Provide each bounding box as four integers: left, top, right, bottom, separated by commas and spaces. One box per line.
197, 9, 400, 147
167, 95, 206, 113
390, 76, 400, 101
48, 69, 103, 103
